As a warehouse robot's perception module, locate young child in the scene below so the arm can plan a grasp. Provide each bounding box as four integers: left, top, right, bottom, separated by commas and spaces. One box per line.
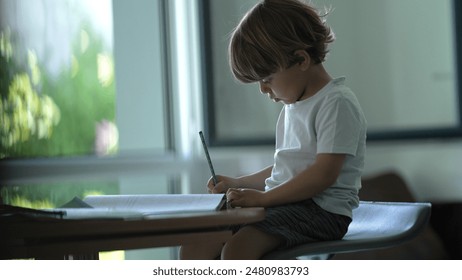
180, 0, 366, 260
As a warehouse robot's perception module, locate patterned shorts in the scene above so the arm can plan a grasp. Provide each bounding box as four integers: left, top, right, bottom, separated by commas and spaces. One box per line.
236, 199, 352, 249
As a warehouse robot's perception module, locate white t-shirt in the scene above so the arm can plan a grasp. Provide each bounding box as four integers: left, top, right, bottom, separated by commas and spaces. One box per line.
265, 77, 367, 218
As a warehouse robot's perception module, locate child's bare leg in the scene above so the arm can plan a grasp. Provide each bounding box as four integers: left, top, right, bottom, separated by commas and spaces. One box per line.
221, 226, 282, 260
179, 242, 223, 260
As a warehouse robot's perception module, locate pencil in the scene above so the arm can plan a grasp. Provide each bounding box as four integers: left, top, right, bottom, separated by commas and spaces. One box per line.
199, 131, 218, 185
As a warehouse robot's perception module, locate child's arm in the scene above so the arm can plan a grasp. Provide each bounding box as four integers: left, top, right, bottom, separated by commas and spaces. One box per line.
227, 154, 345, 207
208, 165, 272, 194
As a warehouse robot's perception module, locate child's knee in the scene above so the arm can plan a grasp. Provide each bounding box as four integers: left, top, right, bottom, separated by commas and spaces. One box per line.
221, 238, 242, 259
221, 228, 259, 259
221, 226, 282, 259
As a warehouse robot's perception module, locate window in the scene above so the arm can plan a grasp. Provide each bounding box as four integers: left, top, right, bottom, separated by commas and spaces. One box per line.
0, 0, 188, 260
0, 0, 122, 206
0, 0, 116, 158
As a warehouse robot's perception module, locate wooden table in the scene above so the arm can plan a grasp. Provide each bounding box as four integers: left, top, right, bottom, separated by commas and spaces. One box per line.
0, 207, 265, 259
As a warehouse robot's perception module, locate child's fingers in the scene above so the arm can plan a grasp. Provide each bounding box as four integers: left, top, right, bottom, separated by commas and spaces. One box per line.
207, 176, 228, 194
206, 177, 215, 191
226, 188, 243, 206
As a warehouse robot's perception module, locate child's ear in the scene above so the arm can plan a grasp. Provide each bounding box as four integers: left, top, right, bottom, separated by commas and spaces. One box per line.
294, 50, 311, 70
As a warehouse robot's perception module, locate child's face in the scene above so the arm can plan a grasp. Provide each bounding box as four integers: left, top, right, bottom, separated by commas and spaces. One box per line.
259, 64, 308, 104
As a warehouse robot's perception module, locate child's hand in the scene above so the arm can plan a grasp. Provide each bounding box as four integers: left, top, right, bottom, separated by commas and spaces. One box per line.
207, 175, 239, 194
226, 188, 266, 208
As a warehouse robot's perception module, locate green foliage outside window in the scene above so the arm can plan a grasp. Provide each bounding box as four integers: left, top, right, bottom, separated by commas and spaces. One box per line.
0, 22, 116, 159
0, 1, 123, 259
1, 22, 118, 208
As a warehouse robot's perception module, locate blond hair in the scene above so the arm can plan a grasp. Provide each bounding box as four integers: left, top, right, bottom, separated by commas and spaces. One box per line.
229, 0, 334, 83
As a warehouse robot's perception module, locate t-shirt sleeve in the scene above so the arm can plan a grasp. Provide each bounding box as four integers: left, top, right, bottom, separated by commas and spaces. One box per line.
315, 95, 363, 155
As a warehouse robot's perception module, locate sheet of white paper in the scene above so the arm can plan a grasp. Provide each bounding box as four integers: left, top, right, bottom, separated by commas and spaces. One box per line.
83, 194, 226, 215
43, 194, 226, 219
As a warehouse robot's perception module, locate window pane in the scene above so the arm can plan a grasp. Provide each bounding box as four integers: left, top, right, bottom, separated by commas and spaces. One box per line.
203, 0, 281, 146
0, 0, 173, 260
0, 0, 116, 158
